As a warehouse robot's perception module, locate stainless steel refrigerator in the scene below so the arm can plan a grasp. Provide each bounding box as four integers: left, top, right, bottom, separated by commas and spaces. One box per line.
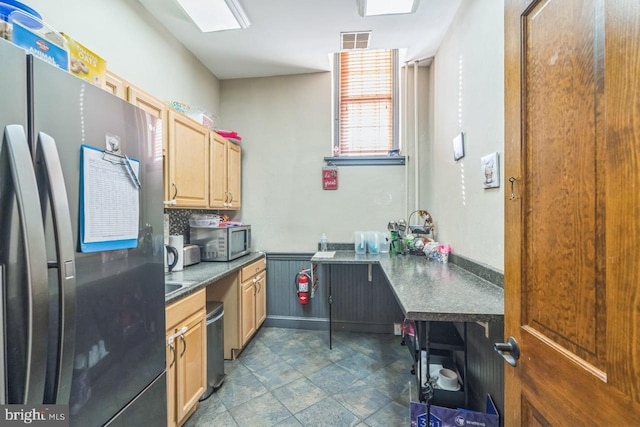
0, 38, 166, 426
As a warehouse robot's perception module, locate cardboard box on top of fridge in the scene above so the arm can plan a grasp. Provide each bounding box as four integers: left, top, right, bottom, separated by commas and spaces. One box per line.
62, 33, 106, 88
1, 8, 69, 71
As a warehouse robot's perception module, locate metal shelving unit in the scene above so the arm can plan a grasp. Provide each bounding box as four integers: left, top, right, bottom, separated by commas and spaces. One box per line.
403, 321, 468, 408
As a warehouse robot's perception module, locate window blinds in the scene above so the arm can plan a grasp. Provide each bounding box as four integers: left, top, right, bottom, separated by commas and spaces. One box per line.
338, 49, 393, 156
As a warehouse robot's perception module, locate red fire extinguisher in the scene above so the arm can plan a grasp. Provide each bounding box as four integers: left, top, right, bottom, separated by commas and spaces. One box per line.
295, 268, 311, 305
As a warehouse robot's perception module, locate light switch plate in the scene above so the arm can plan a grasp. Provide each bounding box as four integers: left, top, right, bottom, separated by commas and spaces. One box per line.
393, 323, 401, 335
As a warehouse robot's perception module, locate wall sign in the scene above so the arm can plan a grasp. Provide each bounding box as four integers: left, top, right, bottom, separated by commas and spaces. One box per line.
322, 167, 338, 190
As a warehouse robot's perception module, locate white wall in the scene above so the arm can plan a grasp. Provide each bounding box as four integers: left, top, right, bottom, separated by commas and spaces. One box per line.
27, 0, 220, 116
220, 73, 406, 253
426, 0, 505, 269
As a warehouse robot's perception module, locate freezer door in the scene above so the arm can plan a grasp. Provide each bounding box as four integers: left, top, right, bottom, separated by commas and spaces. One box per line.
30, 58, 165, 426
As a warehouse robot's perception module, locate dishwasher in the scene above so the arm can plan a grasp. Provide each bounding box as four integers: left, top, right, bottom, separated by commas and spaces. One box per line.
199, 301, 225, 401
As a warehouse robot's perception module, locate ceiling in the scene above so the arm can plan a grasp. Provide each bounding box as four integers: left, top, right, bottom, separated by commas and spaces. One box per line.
136, 0, 461, 80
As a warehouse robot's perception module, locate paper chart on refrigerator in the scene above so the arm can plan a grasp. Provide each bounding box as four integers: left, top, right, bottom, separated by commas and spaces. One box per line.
82, 146, 139, 244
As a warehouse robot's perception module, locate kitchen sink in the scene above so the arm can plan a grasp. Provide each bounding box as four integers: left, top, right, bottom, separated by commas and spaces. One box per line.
164, 280, 198, 296
165, 283, 183, 295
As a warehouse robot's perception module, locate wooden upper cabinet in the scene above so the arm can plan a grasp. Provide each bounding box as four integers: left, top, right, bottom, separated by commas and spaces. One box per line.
168, 111, 210, 208
227, 142, 242, 209
104, 71, 127, 100
127, 84, 169, 202
209, 133, 228, 209
209, 132, 241, 210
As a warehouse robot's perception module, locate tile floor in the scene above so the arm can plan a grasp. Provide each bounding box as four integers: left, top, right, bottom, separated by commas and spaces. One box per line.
185, 327, 418, 427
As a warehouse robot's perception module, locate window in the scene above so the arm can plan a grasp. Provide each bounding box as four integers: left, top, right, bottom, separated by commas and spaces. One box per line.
331, 49, 401, 165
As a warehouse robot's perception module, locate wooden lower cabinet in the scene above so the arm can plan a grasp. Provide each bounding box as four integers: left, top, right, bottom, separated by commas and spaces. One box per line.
255, 274, 267, 326
166, 289, 206, 427
240, 279, 257, 345
240, 259, 267, 347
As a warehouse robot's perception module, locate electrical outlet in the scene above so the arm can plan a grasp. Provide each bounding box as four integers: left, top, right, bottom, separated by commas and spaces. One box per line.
393, 323, 402, 336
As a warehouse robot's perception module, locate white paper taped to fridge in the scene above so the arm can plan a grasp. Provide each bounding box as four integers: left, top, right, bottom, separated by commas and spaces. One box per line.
82, 146, 140, 243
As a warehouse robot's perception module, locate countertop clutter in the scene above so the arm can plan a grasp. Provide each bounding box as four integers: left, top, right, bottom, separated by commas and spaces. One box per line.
165, 252, 265, 304
311, 251, 504, 322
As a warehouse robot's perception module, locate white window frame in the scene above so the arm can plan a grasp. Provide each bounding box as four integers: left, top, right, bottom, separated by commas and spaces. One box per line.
328, 49, 403, 166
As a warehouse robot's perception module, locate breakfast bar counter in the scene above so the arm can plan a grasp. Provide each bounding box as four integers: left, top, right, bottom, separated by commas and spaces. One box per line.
311, 251, 504, 322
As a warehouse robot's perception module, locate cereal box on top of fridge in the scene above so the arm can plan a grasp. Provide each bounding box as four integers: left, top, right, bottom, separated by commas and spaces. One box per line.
62, 33, 106, 88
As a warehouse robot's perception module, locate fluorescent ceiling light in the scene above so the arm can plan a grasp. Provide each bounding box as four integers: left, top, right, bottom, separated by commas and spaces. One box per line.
358, 0, 419, 17
176, 0, 250, 32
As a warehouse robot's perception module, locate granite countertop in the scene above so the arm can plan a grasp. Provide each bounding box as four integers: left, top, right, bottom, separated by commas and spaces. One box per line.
165, 252, 265, 304
311, 251, 503, 322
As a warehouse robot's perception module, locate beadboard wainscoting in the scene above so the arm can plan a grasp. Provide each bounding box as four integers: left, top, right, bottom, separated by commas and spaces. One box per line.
265, 253, 329, 330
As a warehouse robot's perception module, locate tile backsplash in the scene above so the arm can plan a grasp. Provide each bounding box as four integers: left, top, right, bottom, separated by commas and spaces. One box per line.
165, 209, 211, 243
165, 209, 238, 243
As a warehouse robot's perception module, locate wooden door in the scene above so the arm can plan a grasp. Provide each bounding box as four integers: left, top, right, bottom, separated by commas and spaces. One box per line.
240, 279, 256, 346
176, 311, 206, 424
168, 112, 210, 208
227, 142, 242, 209
504, 0, 640, 425
209, 133, 228, 208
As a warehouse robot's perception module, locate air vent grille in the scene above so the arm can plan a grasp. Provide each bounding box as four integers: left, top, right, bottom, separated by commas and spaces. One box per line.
341, 31, 371, 50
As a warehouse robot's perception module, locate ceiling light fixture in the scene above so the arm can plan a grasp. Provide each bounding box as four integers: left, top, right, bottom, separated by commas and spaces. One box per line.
358, 0, 419, 17
175, 0, 250, 32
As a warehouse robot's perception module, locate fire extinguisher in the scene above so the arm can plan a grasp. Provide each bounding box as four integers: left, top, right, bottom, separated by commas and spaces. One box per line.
295, 268, 311, 305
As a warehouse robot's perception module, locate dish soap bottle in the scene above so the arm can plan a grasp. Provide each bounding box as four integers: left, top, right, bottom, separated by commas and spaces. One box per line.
320, 233, 328, 252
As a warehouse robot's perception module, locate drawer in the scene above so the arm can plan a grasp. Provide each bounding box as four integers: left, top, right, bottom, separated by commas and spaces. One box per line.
241, 257, 266, 282
166, 288, 205, 332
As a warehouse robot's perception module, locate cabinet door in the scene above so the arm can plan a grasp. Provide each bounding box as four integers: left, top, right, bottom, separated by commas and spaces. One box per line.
168, 112, 210, 208
104, 71, 127, 99
240, 280, 256, 346
255, 274, 267, 327
176, 311, 206, 424
127, 85, 169, 201
227, 142, 242, 209
209, 133, 228, 208
166, 336, 177, 427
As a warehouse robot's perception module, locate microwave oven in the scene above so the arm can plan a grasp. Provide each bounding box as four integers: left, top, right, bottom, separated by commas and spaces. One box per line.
190, 225, 251, 261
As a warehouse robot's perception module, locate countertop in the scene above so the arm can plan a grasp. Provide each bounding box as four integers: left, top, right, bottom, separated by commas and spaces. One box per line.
311, 251, 504, 322
165, 252, 265, 304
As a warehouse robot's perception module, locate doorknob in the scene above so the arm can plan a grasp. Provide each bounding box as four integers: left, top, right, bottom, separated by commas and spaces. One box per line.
494, 337, 520, 367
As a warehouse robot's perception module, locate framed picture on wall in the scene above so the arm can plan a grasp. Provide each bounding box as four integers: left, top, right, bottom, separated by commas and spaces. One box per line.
481, 152, 500, 188
453, 132, 465, 161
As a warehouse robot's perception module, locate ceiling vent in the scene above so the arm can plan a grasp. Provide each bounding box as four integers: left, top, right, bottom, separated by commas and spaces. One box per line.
341, 31, 371, 50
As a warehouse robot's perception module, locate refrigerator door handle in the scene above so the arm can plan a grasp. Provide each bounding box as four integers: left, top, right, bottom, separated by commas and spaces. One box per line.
3, 125, 48, 404
0, 264, 5, 404
35, 132, 76, 404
